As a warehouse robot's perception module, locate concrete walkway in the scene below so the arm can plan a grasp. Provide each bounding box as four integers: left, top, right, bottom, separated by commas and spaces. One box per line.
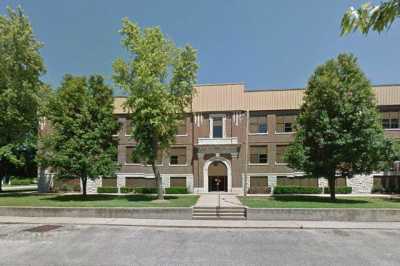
194, 193, 244, 208
1, 216, 400, 229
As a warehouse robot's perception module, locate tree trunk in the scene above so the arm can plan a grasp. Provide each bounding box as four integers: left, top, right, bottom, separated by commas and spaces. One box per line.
0, 166, 4, 193
151, 162, 164, 200
328, 175, 336, 201
82, 177, 87, 199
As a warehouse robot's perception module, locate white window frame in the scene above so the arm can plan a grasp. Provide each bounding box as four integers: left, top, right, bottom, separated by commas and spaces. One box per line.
209, 114, 226, 139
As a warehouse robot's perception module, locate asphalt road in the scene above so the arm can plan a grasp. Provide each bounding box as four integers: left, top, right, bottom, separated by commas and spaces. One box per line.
0, 223, 399, 266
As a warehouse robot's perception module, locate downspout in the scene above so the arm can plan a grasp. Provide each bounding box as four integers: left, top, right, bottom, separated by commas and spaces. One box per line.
243, 110, 249, 196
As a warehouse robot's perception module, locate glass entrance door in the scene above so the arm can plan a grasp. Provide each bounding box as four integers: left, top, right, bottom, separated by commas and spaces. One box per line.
208, 176, 227, 192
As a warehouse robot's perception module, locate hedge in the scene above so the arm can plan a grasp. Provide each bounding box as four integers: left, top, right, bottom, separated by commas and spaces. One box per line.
120, 187, 134, 193
324, 186, 352, 194
273, 186, 322, 194
371, 186, 400, 194
97, 187, 118, 193
134, 187, 158, 194
165, 187, 188, 194
10, 178, 35, 186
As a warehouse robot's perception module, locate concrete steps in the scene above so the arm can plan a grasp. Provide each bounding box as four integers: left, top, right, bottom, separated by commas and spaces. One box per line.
192, 207, 247, 220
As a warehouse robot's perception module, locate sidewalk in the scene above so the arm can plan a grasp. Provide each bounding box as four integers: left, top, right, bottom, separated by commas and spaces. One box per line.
195, 193, 243, 207
1, 216, 400, 229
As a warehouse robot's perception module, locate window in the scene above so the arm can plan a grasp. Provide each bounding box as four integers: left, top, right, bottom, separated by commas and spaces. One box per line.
249, 114, 268, 134
126, 146, 140, 164
275, 145, 288, 164
155, 150, 163, 165
212, 117, 223, 138
381, 111, 400, 129
112, 117, 121, 136
176, 118, 187, 135
125, 119, 133, 135
276, 115, 296, 133
170, 177, 186, 187
250, 145, 268, 164
169, 147, 187, 165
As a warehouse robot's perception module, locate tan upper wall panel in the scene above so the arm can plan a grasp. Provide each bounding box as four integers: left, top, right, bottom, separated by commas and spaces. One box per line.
113, 84, 400, 114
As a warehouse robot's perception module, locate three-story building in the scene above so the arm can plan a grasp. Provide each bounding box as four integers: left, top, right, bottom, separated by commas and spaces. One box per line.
111, 83, 400, 195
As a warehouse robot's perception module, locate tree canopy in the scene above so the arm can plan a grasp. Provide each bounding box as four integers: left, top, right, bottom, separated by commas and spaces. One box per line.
341, 0, 400, 35
113, 18, 198, 199
284, 53, 396, 200
39, 75, 119, 197
0, 6, 45, 191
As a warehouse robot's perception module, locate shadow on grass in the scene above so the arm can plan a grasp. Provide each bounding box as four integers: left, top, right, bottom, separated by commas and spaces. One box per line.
47, 194, 179, 202
381, 197, 400, 203
271, 195, 368, 204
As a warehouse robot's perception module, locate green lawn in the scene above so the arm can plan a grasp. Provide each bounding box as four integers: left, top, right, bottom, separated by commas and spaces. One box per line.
240, 195, 400, 208
0, 193, 199, 208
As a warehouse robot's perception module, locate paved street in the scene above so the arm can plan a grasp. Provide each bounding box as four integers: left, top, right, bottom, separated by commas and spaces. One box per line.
0, 223, 399, 266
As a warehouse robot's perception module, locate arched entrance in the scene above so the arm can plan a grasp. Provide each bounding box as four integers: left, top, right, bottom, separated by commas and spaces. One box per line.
203, 157, 232, 192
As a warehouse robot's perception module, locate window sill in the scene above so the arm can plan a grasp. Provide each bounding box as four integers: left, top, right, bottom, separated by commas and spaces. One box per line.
248, 163, 269, 166
275, 162, 288, 166
176, 134, 189, 137
169, 164, 188, 167
248, 132, 268, 136
274, 132, 295, 135
124, 163, 143, 166
384, 128, 400, 131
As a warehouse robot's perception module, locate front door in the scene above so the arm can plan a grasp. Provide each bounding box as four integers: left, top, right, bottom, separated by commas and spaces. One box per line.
208, 176, 227, 192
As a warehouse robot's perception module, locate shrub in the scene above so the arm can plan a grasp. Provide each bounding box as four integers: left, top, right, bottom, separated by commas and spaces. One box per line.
273, 186, 322, 194
120, 187, 134, 193
135, 187, 158, 194
97, 187, 118, 193
324, 186, 352, 194
371, 186, 400, 194
248, 186, 272, 194
165, 187, 188, 194
10, 178, 35, 186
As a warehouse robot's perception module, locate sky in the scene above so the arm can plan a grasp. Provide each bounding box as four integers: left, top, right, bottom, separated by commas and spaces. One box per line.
1, 0, 399, 92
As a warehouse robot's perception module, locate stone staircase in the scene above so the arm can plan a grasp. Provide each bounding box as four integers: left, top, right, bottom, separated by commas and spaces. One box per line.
192, 206, 247, 220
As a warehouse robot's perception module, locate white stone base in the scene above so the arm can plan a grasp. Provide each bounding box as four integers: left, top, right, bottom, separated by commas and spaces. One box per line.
348, 174, 374, 194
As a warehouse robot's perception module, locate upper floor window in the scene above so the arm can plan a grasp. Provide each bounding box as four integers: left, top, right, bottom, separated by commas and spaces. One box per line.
276, 115, 296, 133
125, 119, 133, 136
126, 146, 140, 164
112, 117, 121, 136
249, 114, 268, 134
275, 145, 288, 164
169, 147, 187, 165
176, 118, 187, 136
209, 115, 225, 138
381, 111, 400, 129
249, 145, 268, 164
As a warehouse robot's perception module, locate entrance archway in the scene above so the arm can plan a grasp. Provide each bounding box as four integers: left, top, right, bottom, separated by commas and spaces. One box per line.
203, 157, 232, 192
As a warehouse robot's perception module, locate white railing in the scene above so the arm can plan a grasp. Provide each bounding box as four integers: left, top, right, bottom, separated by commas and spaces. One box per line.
197, 137, 238, 145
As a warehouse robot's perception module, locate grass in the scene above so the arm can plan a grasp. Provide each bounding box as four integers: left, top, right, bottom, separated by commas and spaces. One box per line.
240, 195, 400, 208
0, 193, 199, 208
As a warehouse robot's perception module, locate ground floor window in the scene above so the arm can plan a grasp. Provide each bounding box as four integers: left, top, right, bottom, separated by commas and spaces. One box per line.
277, 176, 318, 187
102, 177, 117, 187
373, 176, 400, 192
125, 177, 156, 188
248, 176, 269, 194
170, 176, 186, 187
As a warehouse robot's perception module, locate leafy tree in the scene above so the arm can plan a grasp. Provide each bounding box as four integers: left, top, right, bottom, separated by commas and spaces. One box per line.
113, 18, 198, 200
39, 75, 119, 197
284, 54, 395, 200
341, 0, 400, 35
0, 6, 45, 191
